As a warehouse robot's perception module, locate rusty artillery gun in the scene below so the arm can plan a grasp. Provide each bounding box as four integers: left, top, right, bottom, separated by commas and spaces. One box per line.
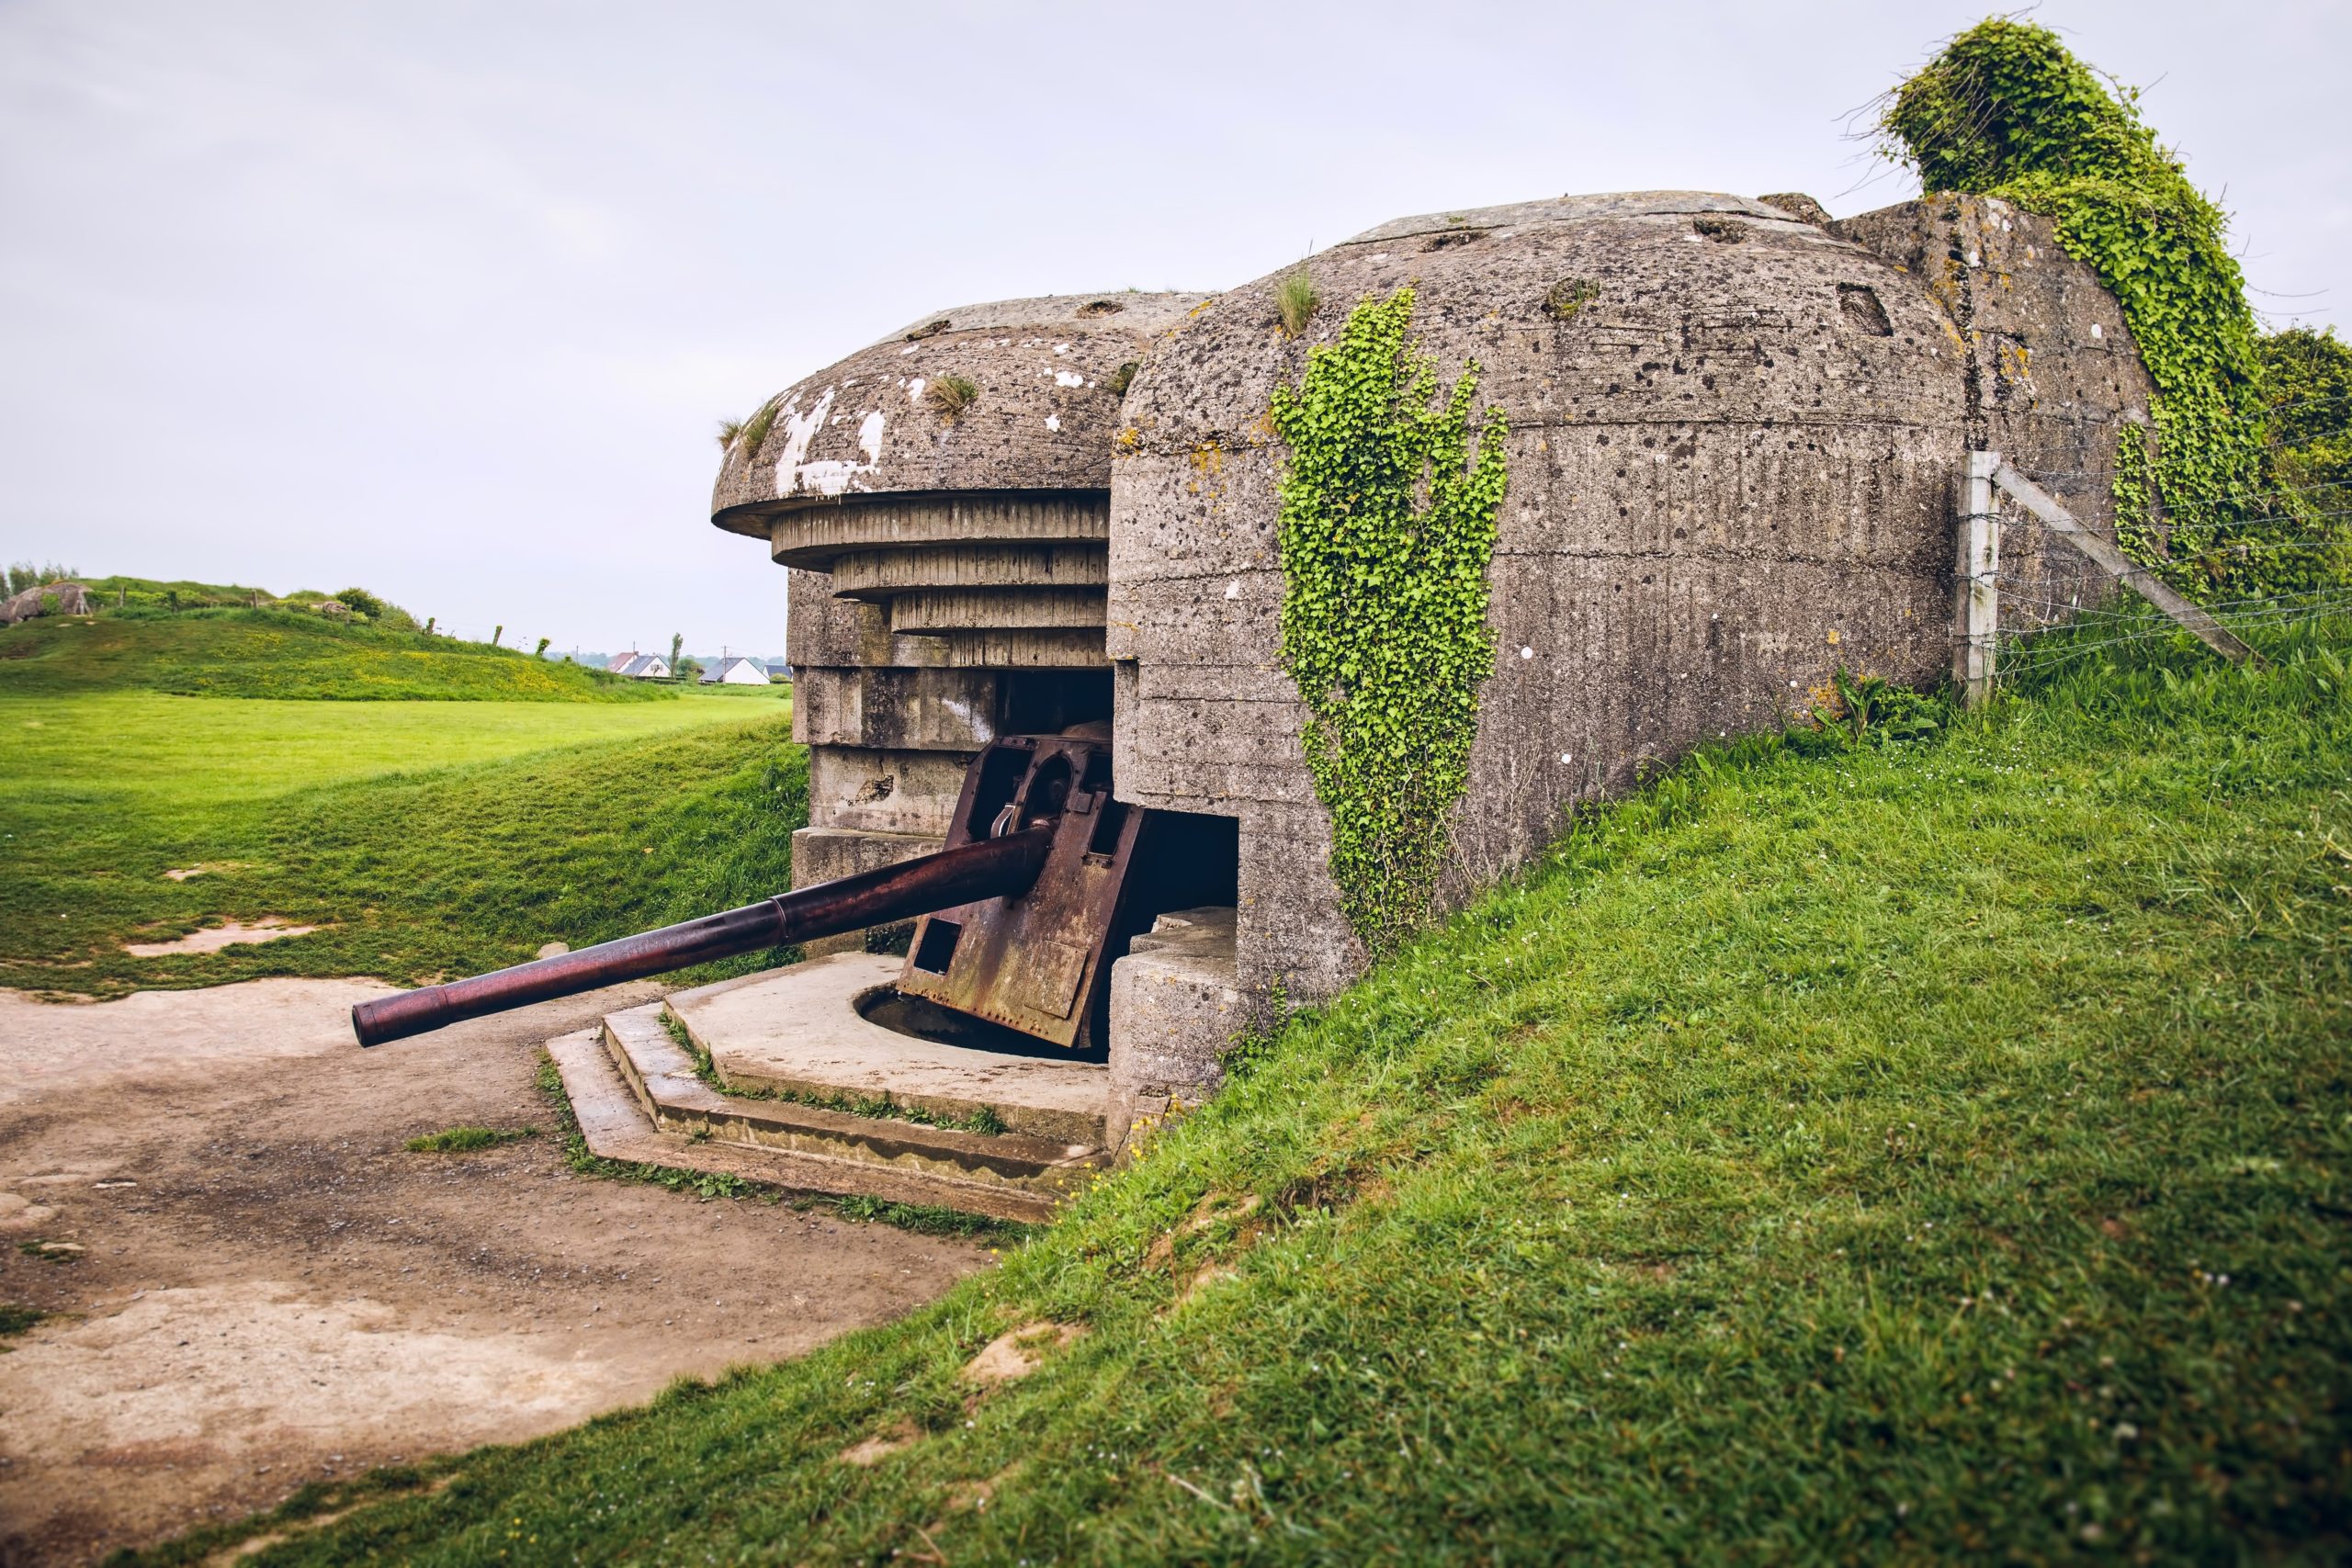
352, 730, 1235, 1053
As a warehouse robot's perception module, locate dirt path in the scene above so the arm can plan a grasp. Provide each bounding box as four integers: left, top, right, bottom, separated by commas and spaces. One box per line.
0, 979, 990, 1565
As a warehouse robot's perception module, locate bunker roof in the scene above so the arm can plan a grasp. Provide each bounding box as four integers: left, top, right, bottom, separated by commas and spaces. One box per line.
712, 291, 1211, 537
1112, 189, 1965, 464
1340, 190, 1794, 244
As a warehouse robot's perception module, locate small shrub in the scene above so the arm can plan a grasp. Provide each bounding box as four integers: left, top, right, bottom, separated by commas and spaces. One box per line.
334, 587, 389, 621
6, 561, 79, 596
405, 1125, 537, 1154
926, 375, 980, 422
535, 637, 550, 659
0, 1303, 46, 1337
1801, 668, 1945, 750
1274, 267, 1319, 335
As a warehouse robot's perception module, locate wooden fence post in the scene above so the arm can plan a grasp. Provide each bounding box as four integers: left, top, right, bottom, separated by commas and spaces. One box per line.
1957, 450, 2001, 707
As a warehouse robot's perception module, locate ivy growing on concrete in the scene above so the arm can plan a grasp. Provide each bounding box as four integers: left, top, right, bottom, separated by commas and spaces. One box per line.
1882, 19, 2345, 596
1269, 288, 1509, 954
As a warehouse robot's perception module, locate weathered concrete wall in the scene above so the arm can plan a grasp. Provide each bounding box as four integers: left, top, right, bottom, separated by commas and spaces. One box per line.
1832, 195, 2154, 637
1104, 907, 1244, 1150
1108, 189, 2147, 1002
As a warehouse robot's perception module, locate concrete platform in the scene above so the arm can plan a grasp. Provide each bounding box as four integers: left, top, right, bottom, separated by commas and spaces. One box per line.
536, 949, 1138, 1220
666, 954, 1110, 1146
603, 1004, 1101, 1184
548, 1021, 1077, 1224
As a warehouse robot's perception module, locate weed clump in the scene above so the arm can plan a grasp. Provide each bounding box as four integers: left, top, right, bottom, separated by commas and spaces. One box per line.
1798, 668, 1946, 750
926, 375, 980, 422
719, 396, 784, 458
1544, 277, 1599, 321
17, 1240, 82, 1265
1273, 267, 1318, 336
403, 1125, 537, 1154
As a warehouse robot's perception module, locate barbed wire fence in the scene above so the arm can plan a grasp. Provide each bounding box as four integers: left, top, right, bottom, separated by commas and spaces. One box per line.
1957, 450, 2352, 700
1992, 578, 2352, 679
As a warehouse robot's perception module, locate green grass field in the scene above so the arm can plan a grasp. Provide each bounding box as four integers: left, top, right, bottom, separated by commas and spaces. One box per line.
0, 606, 662, 701
0, 693, 804, 997
4, 691, 769, 808
0, 604, 800, 997
115, 611, 2350, 1564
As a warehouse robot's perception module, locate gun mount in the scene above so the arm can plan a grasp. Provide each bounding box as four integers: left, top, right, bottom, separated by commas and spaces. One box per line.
349, 732, 1235, 1053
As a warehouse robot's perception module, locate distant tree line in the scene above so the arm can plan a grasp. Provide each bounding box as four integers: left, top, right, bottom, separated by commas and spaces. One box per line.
6, 562, 82, 596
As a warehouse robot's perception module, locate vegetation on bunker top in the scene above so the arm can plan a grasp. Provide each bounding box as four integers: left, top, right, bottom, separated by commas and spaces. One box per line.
1881, 18, 2352, 600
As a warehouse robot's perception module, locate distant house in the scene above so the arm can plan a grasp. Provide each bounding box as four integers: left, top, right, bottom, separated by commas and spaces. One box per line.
605, 651, 639, 673
698, 656, 770, 686
608, 652, 672, 680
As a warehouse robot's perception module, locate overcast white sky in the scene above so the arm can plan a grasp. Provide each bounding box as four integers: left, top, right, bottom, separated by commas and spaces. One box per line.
3, 2, 2344, 657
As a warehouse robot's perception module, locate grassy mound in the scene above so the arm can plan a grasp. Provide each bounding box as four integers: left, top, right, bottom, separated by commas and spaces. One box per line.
0, 607, 659, 701
132, 610, 2351, 1564
0, 700, 806, 998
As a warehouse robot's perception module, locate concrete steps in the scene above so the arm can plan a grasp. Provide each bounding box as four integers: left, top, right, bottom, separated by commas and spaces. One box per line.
542, 955, 1116, 1223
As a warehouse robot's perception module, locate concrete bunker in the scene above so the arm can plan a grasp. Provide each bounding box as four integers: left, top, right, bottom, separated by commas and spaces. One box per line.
709, 292, 1231, 955
696, 191, 2151, 1168
705, 291, 1251, 1147
368, 190, 2154, 1216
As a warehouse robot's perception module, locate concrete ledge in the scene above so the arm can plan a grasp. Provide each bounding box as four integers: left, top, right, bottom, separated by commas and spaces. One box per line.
667, 955, 1110, 1146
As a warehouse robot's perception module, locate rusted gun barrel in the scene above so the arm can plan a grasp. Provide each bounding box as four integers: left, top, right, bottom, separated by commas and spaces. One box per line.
351, 828, 1054, 1047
